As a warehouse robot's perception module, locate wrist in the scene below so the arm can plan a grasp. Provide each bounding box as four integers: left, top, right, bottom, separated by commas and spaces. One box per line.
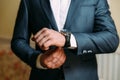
60, 29, 71, 48
36, 54, 47, 69
40, 54, 48, 69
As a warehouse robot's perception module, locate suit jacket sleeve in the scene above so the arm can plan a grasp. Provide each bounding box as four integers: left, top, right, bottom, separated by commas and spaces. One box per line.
11, 0, 40, 68
73, 0, 119, 55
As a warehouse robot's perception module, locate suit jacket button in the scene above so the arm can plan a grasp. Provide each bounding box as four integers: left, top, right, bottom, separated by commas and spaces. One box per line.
88, 50, 92, 53
83, 50, 87, 54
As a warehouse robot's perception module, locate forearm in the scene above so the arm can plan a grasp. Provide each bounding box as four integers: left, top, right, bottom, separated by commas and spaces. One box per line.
71, 0, 119, 55
11, 0, 41, 68
73, 31, 119, 55
11, 39, 41, 68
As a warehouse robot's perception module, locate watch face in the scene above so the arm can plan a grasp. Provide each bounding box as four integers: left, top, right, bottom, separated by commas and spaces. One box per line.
60, 29, 71, 47
60, 29, 71, 36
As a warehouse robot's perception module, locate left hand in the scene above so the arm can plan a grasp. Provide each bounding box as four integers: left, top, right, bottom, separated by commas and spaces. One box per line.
40, 47, 66, 69
32, 28, 65, 50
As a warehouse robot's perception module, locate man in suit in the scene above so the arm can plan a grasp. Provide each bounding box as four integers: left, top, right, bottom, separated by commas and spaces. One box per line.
11, 0, 119, 80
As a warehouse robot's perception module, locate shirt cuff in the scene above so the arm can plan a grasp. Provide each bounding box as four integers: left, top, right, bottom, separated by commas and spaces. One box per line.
36, 54, 47, 69
70, 34, 77, 49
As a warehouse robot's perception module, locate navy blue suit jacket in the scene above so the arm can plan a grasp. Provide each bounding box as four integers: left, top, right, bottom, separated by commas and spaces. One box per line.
11, 0, 119, 80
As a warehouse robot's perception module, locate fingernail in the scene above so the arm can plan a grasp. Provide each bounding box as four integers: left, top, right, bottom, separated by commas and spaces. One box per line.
31, 37, 35, 41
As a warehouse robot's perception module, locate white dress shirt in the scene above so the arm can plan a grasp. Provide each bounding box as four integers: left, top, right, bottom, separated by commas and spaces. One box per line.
36, 0, 77, 69
50, 0, 71, 30
50, 0, 77, 47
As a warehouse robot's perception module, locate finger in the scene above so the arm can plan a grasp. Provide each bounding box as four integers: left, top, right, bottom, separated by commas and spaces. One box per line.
43, 48, 65, 69
34, 28, 48, 39
33, 29, 44, 40
35, 30, 49, 43
46, 55, 54, 62
43, 58, 52, 68
57, 50, 66, 63
42, 39, 53, 49
35, 33, 45, 43
45, 53, 60, 69
52, 48, 64, 58
40, 47, 49, 51
54, 52, 66, 67
51, 48, 64, 66
46, 62, 53, 69
45, 56, 58, 69
31, 36, 35, 41
52, 61, 62, 69
52, 57, 58, 63
49, 61, 60, 69
46, 62, 55, 69
38, 36, 50, 48
59, 53, 66, 65
51, 58, 61, 69
51, 64, 58, 69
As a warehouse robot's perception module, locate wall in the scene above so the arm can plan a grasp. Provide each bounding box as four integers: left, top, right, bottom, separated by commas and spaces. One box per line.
110, 0, 120, 51
110, 0, 120, 34
0, 0, 20, 39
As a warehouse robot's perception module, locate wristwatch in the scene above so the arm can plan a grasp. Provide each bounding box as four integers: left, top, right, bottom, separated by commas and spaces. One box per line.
60, 29, 71, 48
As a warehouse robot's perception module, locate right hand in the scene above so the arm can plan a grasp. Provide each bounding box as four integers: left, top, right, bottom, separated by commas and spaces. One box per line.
32, 28, 65, 50
40, 47, 66, 69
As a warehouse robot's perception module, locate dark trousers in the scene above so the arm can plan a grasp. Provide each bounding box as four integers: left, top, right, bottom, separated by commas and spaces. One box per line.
29, 68, 65, 80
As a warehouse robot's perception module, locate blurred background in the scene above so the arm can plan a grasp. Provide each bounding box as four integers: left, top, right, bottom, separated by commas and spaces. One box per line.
0, 0, 120, 80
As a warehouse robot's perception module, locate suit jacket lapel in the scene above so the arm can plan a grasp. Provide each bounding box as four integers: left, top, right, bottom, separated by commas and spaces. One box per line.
40, 0, 79, 31
40, 0, 58, 31
64, 0, 79, 29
